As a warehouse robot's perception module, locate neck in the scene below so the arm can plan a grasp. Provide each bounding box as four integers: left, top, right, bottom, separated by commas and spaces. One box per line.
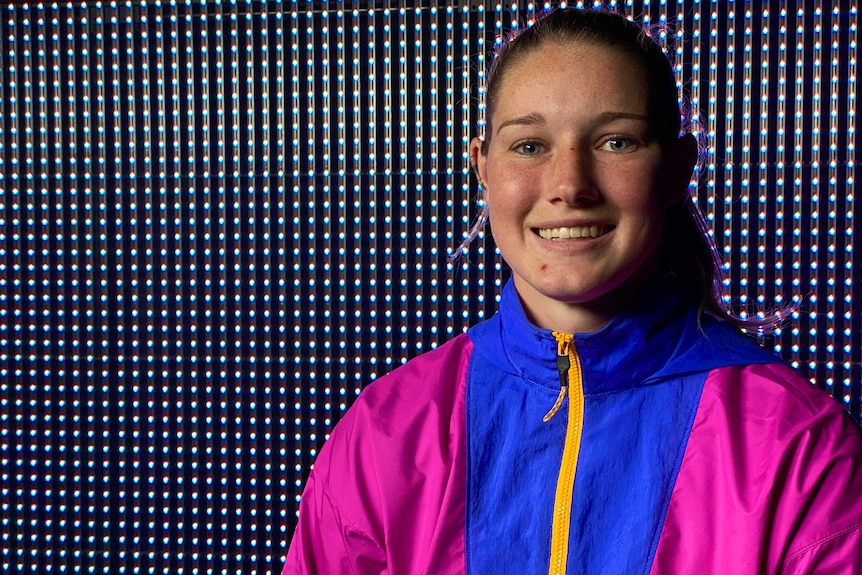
517, 289, 624, 335
514, 264, 662, 335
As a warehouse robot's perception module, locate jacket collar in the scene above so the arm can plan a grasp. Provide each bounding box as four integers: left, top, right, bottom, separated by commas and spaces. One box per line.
476, 272, 773, 395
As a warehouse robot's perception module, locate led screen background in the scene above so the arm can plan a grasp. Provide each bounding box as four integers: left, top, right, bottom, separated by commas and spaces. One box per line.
1, 1, 858, 573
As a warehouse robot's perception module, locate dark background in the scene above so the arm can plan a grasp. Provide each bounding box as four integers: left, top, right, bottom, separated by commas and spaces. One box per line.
1, 1, 858, 573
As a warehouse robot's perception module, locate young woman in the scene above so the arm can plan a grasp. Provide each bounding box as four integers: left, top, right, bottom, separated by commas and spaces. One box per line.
283, 8, 862, 574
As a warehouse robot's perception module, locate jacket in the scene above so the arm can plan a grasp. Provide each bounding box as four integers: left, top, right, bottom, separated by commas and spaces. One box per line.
283, 275, 862, 574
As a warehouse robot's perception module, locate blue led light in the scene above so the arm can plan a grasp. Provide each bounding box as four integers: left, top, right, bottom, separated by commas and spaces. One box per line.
0, 2, 857, 573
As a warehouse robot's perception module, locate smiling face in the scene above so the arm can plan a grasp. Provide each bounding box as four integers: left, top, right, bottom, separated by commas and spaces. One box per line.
472, 40, 691, 333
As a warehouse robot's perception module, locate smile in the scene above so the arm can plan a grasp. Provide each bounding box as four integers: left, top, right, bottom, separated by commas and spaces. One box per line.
537, 225, 613, 240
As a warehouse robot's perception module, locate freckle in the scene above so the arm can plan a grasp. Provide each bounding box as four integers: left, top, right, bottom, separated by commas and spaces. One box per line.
540, 264, 548, 271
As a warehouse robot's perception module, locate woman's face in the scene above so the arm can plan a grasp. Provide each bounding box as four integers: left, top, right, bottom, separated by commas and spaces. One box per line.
472, 41, 692, 333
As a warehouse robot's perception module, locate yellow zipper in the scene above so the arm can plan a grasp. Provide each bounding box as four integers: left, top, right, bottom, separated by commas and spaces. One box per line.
546, 332, 584, 575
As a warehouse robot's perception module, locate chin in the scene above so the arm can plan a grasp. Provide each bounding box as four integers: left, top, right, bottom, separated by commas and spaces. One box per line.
531, 281, 612, 306
540, 273, 637, 305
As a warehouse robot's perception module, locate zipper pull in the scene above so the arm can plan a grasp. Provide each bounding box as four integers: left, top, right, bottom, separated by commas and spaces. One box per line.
544, 333, 572, 422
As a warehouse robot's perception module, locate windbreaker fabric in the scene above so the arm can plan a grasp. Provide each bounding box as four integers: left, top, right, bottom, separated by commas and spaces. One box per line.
283, 276, 862, 575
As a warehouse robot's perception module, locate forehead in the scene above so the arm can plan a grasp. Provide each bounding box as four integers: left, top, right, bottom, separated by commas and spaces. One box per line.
491, 40, 651, 119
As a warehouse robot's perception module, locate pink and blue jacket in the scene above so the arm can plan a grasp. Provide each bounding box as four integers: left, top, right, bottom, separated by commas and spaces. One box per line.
283, 276, 862, 574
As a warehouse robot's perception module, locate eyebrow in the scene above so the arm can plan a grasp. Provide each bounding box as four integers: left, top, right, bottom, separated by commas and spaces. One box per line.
495, 113, 546, 136
494, 111, 651, 136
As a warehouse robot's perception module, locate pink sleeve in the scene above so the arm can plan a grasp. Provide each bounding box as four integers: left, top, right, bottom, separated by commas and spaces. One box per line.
781, 516, 862, 575
280, 335, 471, 574
281, 335, 470, 574
775, 378, 862, 574
282, 468, 388, 575
652, 364, 862, 574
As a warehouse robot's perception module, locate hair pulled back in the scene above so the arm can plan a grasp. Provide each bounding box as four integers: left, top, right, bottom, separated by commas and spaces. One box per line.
456, 6, 790, 335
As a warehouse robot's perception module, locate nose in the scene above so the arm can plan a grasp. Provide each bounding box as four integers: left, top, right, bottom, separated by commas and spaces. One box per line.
549, 146, 599, 205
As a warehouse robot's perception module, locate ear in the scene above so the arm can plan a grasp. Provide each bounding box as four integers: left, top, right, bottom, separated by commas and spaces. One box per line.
469, 136, 489, 191
664, 132, 699, 206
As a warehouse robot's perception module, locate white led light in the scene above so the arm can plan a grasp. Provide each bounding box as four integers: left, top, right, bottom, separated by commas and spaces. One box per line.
0, 3, 857, 574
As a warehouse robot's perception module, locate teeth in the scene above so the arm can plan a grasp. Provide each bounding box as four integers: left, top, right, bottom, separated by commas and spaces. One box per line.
538, 225, 609, 240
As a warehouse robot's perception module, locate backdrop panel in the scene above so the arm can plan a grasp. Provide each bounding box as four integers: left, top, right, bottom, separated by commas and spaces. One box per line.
1, 1, 858, 574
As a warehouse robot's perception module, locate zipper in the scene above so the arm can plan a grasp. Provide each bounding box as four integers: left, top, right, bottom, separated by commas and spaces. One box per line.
546, 332, 585, 575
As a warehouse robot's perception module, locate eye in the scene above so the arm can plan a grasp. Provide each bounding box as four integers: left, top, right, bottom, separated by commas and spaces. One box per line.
513, 141, 543, 155
602, 137, 635, 152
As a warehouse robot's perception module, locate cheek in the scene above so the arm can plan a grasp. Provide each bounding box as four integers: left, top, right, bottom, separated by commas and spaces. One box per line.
613, 166, 665, 212
486, 172, 535, 218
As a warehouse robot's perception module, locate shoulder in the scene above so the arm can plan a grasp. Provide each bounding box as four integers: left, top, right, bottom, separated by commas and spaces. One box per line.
696, 363, 861, 478
702, 362, 858, 436
350, 332, 474, 418
297, 333, 474, 554
654, 362, 862, 573
309, 332, 473, 487
700, 363, 862, 562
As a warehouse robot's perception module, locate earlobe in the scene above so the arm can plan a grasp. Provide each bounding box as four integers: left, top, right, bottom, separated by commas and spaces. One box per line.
469, 136, 489, 191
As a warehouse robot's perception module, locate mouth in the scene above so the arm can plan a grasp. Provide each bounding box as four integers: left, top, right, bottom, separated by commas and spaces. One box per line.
536, 225, 614, 241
